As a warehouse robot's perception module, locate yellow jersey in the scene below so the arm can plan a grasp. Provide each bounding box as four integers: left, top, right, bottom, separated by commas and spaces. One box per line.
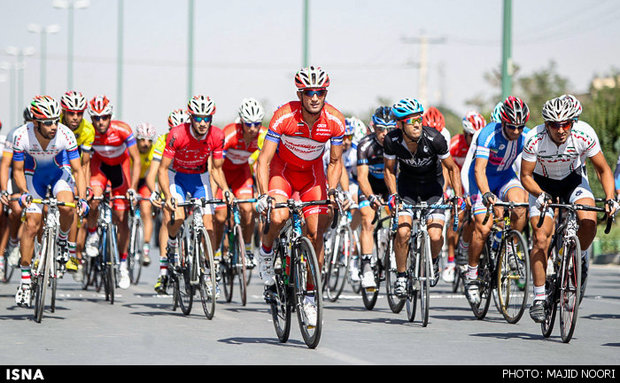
61, 114, 94, 155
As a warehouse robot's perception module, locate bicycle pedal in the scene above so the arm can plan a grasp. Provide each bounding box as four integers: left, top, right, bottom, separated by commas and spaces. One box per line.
365, 287, 377, 293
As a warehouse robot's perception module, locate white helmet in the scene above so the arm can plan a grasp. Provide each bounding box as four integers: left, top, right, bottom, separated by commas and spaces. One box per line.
187, 95, 216, 116
30, 95, 61, 120
294, 65, 330, 89
542, 95, 580, 122
238, 98, 265, 124
60, 90, 87, 112
168, 109, 189, 129
89, 95, 113, 117
560, 94, 582, 120
134, 122, 157, 141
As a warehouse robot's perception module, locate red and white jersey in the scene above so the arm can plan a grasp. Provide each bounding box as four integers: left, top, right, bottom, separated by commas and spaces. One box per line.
222, 122, 266, 171
85, 120, 136, 166
163, 123, 224, 174
449, 133, 470, 169
265, 101, 345, 171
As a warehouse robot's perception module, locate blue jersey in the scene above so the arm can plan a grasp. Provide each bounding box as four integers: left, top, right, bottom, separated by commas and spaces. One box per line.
468, 122, 529, 190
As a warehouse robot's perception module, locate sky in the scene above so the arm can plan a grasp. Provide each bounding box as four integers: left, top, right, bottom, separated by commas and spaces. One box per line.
1, 0, 619, 136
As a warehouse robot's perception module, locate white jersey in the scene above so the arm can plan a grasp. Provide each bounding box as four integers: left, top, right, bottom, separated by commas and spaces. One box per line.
11, 122, 80, 172
460, 130, 481, 195
3, 126, 20, 155
521, 120, 600, 180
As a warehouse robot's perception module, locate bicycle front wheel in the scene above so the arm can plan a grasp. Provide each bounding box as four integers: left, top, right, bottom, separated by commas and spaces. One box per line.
471, 245, 492, 320
293, 236, 323, 349
128, 217, 144, 285
497, 230, 530, 324
419, 233, 431, 327
559, 235, 581, 343
175, 236, 194, 315
33, 233, 51, 323
234, 225, 248, 306
384, 231, 405, 314
405, 239, 418, 323
325, 227, 348, 302
197, 228, 217, 319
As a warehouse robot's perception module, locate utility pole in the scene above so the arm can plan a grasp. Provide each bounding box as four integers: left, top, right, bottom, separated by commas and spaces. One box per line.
117, 0, 124, 119
188, 0, 194, 99
28, 23, 60, 94
302, 0, 309, 67
53, 0, 90, 90
401, 32, 445, 108
501, 0, 512, 99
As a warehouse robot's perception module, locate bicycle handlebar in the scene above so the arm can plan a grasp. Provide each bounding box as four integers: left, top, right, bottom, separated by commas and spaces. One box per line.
537, 201, 614, 234
481, 201, 529, 226
262, 198, 332, 235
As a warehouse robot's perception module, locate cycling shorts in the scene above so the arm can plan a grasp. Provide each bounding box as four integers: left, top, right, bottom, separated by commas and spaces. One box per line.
168, 170, 215, 215
26, 169, 75, 214
215, 165, 254, 210
529, 171, 594, 218
268, 155, 328, 217
469, 173, 525, 216
90, 155, 131, 211
137, 178, 150, 200
397, 180, 446, 222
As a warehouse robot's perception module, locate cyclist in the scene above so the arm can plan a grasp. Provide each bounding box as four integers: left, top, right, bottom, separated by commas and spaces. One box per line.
213, 98, 266, 268
12, 96, 88, 306
443, 111, 486, 282
149, 109, 189, 293
59, 90, 94, 277
356, 106, 395, 289
255, 65, 345, 326
157, 95, 232, 295
133, 122, 158, 266
463, 96, 530, 306
521, 94, 618, 323
82, 95, 142, 290
384, 97, 463, 297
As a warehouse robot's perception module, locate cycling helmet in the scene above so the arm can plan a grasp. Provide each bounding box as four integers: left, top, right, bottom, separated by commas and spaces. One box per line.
30, 95, 61, 120
491, 101, 503, 123
560, 94, 582, 120
391, 98, 424, 119
294, 65, 330, 89
23, 107, 33, 122
542, 95, 581, 122
462, 111, 487, 134
345, 117, 368, 143
134, 122, 157, 141
499, 96, 529, 125
89, 95, 113, 117
423, 106, 445, 132
60, 90, 87, 112
168, 109, 189, 129
372, 106, 397, 129
238, 98, 265, 124
188, 95, 216, 116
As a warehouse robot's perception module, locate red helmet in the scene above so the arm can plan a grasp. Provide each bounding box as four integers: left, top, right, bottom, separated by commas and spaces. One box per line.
422, 106, 445, 132
500, 96, 530, 125
462, 111, 486, 134
89, 95, 113, 116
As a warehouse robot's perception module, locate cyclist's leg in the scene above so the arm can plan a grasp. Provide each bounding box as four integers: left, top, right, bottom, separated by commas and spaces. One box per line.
570, 180, 597, 297
138, 180, 154, 264
358, 201, 375, 287
499, 177, 529, 232
85, 156, 107, 256
528, 194, 555, 322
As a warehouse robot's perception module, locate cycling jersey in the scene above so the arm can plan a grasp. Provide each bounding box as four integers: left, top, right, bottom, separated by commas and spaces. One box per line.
84, 120, 136, 165
356, 133, 386, 186
163, 123, 224, 174
61, 113, 94, 154
137, 144, 155, 179
265, 101, 345, 171
449, 133, 470, 169
222, 122, 266, 171
152, 133, 167, 162
522, 120, 600, 180
473, 122, 530, 177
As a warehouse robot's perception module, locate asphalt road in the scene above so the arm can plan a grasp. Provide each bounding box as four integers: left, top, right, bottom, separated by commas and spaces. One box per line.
0, 246, 618, 367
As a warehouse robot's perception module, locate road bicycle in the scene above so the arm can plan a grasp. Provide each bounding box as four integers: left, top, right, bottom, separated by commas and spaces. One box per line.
263, 198, 329, 349
29, 192, 77, 323
395, 197, 457, 327
169, 196, 221, 319
538, 201, 613, 343
127, 193, 146, 285
219, 197, 256, 306
470, 201, 530, 323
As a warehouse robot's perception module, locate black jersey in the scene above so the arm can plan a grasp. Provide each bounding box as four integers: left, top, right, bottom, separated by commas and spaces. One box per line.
357, 133, 387, 195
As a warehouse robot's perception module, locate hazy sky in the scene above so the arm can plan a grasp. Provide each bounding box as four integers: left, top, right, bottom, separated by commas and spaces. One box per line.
1, 0, 619, 135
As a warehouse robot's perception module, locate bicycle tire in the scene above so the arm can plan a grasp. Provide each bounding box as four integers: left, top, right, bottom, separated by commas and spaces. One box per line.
559, 235, 581, 343
1, 252, 15, 283
176, 235, 193, 315
128, 217, 144, 285
220, 252, 234, 303
496, 230, 530, 324
106, 226, 117, 305
234, 224, 248, 306
81, 256, 92, 290
270, 241, 292, 343
347, 230, 362, 295
294, 236, 323, 349
33, 232, 51, 323
541, 273, 558, 338
362, 226, 384, 311
419, 232, 431, 327
197, 228, 216, 319
325, 227, 347, 302
384, 230, 405, 314
405, 236, 418, 323
471, 245, 492, 320
50, 255, 58, 313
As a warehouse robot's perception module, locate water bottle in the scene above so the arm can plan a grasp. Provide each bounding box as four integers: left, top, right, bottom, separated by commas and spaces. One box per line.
490, 231, 502, 252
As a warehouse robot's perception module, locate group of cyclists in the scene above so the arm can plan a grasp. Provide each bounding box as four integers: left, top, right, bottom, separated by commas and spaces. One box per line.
0, 64, 618, 332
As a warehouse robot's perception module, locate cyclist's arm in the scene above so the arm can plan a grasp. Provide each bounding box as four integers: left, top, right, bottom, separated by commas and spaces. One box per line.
82, 151, 92, 190
11, 159, 27, 194
69, 156, 86, 200
145, 159, 160, 193
339, 161, 349, 192
442, 155, 463, 198
157, 156, 173, 202
356, 164, 373, 199
519, 158, 543, 197
256, 139, 277, 196
384, 157, 397, 196
0, 152, 12, 193
590, 151, 616, 201
127, 144, 142, 191
210, 157, 230, 195
326, 143, 343, 192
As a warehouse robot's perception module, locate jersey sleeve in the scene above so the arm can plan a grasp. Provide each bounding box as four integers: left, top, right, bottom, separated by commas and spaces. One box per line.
383, 133, 396, 161
521, 128, 539, 163
163, 131, 178, 159
433, 131, 450, 160
11, 131, 25, 162
152, 134, 167, 161
474, 129, 492, 159
210, 127, 224, 160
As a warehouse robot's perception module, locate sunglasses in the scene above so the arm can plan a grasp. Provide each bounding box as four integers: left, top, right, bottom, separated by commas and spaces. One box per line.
504, 123, 525, 130
344, 134, 354, 140
92, 115, 111, 122
302, 89, 327, 98
547, 120, 573, 130
64, 110, 84, 117
244, 121, 261, 128
375, 124, 394, 131
192, 115, 212, 123
401, 116, 423, 125
38, 119, 59, 126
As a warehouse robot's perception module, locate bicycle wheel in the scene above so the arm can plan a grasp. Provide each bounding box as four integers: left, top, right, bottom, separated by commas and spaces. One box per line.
197, 228, 216, 319
325, 227, 347, 302
293, 236, 323, 349
269, 241, 292, 343
497, 230, 530, 324
405, 237, 418, 322
33, 232, 51, 323
50, 251, 58, 314
234, 225, 248, 306
128, 217, 144, 285
542, 273, 558, 338
559, 235, 581, 343
175, 236, 193, 315
347, 230, 362, 294
419, 232, 431, 327
452, 223, 467, 293
384, 231, 405, 314
220, 252, 234, 303
471, 245, 492, 320
1, 251, 15, 283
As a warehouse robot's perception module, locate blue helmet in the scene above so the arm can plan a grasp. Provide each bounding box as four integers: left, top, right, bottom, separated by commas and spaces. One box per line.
391, 98, 424, 119
491, 101, 503, 123
372, 106, 397, 128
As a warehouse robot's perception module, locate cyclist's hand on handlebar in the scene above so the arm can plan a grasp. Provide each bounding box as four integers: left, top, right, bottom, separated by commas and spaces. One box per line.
77, 198, 90, 218
387, 194, 398, 212
165, 197, 177, 212
535, 192, 552, 210
150, 191, 163, 208
605, 198, 619, 218
255, 194, 270, 216
369, 194, 381, 210
482, 192, 497, 207
454, 196, 466, 211
0, 190, 9, 206
223, 190, 234, 205
18, 192, 32, 208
